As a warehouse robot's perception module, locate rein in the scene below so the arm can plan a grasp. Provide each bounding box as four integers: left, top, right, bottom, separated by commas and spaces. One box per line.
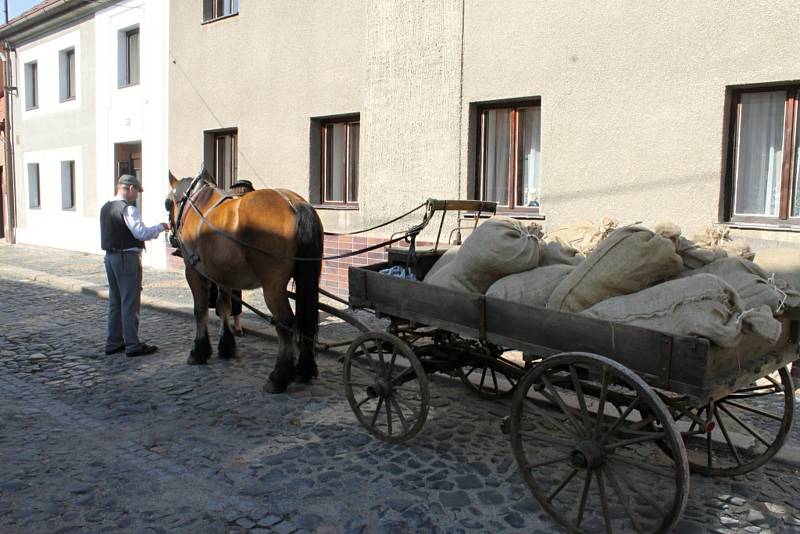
172, 179, 421, 263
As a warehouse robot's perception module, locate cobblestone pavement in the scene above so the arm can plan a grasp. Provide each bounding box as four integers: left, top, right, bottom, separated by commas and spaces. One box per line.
2, 245, 800, 533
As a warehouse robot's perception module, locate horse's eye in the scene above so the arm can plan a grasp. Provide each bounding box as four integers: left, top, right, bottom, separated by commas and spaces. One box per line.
164, 199, 172, 211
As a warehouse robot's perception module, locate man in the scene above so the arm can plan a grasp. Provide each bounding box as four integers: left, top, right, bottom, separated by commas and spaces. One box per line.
100, 174, 169, 357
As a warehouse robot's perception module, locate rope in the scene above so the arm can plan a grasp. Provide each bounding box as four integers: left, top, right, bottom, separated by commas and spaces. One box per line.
183, 186, 418, 262
323, 202, 427, 236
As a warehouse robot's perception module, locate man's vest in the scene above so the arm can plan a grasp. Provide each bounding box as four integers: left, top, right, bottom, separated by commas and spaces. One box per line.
100, 200, 145, 251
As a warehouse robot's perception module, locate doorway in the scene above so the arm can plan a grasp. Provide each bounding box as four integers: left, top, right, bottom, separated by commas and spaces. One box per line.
114, 142, 142, 207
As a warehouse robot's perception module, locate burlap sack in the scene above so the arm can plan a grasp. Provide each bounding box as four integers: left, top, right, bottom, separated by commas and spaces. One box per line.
424, 216, 542, 294
546, 217, 618, 255
423, 246, 460, 281
654, 221, 729, 269
539, 241, 584, 266
547, 226, 684, 312
676, 257, 800, 314
486, 265, 575, 307
755, 248, 800, 295
582, 274, 782, 347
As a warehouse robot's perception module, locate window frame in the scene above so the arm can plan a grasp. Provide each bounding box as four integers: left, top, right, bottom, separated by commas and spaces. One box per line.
28, 163, 41, 209
210, 129, 238, 189
24, 61, 38, 110
203, 0, 239, 23
61, 161, 76, 211
59, 47, 76, 102
120, 27, 140, 88
319, 117, 359, 206
475, 99, 542, 216
725, 85, 800, 228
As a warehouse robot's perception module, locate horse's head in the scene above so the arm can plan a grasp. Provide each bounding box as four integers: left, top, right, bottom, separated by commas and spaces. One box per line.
166, 171, 203, 247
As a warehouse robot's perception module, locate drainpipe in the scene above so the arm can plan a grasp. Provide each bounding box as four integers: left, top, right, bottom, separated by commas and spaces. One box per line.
3, 40, 15, 243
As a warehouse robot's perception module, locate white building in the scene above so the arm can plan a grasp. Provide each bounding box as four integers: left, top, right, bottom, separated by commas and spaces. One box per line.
0, 0, 170, 268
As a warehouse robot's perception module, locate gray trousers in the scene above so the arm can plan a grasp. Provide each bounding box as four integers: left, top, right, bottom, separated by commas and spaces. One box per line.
104, 251, 144, 353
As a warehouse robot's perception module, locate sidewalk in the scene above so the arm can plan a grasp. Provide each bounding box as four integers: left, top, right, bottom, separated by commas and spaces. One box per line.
0, 242, 379, 347
2, 241, 800, 469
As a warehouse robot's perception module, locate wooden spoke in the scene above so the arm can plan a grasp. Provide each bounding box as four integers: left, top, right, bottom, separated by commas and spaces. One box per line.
386, 347, 399, 381
525, 454, 572, 470
603, 465, 646, 534
714, 408, 743, 466
390, 397, 410, 434
600, 397, 641, 444
594, 368, 609, 439
717, 403, 771, 447
607, 459, 667, 515
575, 469, 592, 528
604, 431, 666, 452
518, 431, 575, 449
548, 468, 578, 503
392, 391, 421, 418
370, 396, 384, 428
606, 455, 675, 480
569, 365, 593, 433
490, 368, 499, 394
721, 399, 784, 421
356, 396, 373, 409
523, 397, 579, 439
595, 469, 613, 534
541, 374, 585, 438
479, 367, 488, 391
386, 398, 393, 436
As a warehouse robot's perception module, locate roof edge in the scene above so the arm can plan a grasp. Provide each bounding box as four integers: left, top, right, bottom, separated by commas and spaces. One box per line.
0, 0, 117, 44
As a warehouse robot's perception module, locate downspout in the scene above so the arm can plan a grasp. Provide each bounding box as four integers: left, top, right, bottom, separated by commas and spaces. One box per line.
2, 40, 14, 243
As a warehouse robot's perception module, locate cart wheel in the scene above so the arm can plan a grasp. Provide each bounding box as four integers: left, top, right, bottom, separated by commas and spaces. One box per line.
510, 352, 689, 534
343, 331, 430, 443
457, 355, 524, 399
662, 367, 795, 477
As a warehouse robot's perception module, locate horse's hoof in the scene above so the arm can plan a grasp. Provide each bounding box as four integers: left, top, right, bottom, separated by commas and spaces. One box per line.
263, 380, 288, 394
218, 334, 237, 359
296, 362, 318, 384
187, 353, 208, 365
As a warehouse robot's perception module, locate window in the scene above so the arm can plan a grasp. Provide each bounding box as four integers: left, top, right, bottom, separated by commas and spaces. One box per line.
118, 27, 139, 87
24, 61, 38, 110
321, 119, 359, 204
59, 48, 76, 101
476, 101, 541, 211
727, 87, 800, 224
61, 161, 75, 210
203, 0, 238, 22
28, 163, 40, 209
204, 129, 237, 189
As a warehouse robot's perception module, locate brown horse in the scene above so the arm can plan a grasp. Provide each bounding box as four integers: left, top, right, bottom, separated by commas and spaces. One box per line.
166, 172, 323, 393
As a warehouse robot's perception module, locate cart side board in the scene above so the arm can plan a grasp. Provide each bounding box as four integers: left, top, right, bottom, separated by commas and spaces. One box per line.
349, 264, 800, 403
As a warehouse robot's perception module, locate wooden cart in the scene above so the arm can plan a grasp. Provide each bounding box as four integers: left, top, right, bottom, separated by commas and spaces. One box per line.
341, 204, 799, 533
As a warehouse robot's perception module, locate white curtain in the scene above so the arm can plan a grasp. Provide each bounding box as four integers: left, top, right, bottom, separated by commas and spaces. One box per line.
519, 107, 541, 207
734, 91, 785, 216
483, 110, 510, 205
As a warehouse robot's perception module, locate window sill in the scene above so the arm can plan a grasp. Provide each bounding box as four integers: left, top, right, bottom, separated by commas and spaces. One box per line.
725, 220, 800, 232
25, 106, 38, 111
202, 12, 239, 25
60, 96, 76, 103
118, 82, 140, 90
313, 203, 359, 211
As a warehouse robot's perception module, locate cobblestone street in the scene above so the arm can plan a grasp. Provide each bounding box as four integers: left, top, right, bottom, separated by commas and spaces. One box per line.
2, 245, 800, 533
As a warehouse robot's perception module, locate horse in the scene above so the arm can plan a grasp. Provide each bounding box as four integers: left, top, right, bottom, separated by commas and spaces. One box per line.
165, 171, 323, 394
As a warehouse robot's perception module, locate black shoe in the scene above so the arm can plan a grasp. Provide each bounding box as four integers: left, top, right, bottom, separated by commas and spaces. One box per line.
105, 345, 125, 355
126, 344, 158, 357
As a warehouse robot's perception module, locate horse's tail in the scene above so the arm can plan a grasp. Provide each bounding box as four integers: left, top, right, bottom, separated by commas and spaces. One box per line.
293, 202, 323, 358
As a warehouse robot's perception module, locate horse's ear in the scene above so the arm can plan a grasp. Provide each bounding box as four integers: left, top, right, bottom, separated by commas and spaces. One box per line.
169, 171, 178, 188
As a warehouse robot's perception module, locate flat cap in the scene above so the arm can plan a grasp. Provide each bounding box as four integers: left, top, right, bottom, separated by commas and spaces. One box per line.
118, 174, 143, 192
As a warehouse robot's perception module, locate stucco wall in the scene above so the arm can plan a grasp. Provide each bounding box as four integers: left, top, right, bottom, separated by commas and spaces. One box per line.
169, 0, 365, 234
169, 1, 800, 246
460, 1, 800, 242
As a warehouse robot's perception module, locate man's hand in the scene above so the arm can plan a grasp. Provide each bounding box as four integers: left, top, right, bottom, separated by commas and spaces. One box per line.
161, 222, 170, 231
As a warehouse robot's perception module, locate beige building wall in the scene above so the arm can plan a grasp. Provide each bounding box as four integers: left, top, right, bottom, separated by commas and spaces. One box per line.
169, 1, 365, 234
170, 1, 800, 246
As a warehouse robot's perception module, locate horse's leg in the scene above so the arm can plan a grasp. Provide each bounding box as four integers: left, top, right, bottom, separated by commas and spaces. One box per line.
216, 288, 237, 359
185, 265, 212, 365
262, 284, 296, 394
